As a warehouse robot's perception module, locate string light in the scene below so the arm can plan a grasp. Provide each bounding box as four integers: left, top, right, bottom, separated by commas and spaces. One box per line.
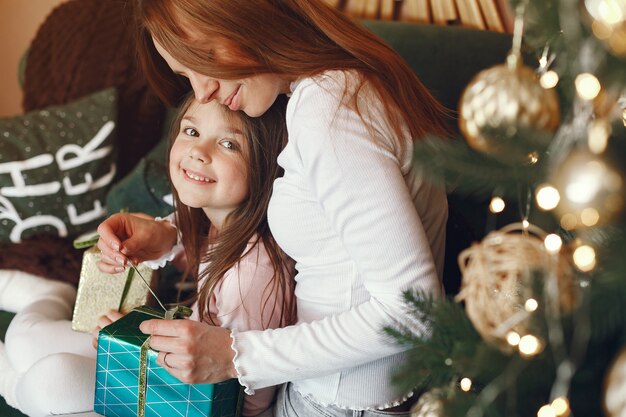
587, 119, 611, 154
536, 184, 560, 210
525, 298, 539, 312
575, 73, 601, 100
507, 331, 521, 346
540, 70, 559, 89
565, 160, 606, 204
538, 404, 557, 417
528, 152, 540, 165
522, 219, 530, 230
535, 398, 571, 417
585, 0, 625, 25
460, 377, 472, 392
591, 19, 613, 39
544, 234, 563, 254
573, 245, 597, 272
560, 213, 578, 230
551, 397, 570, 416
519, 334, 542, 356
489, 196, 506, 213
580, 207, 600, 226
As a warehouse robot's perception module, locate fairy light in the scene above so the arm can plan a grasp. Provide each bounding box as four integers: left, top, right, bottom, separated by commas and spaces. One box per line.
460, 377, 472, 392
522, 219, 530, 230
565, 160, 605, 204
592, 19, 614, 39
489, 196, 506, 213
580, 207, 600, 226
519, 334, 542, 356
551, 397, 570, 416
575, 73, 602, 100
544, 234, 563, 254
536, 184, 560, 210
525, 298, 539, 312
560, 213, 578, 230
588, 119, 611, 154
507, 331, 521, 346
592, 0, 625, 25
540, 70, 560, 89
538, 404, 557, 417
573, 245, 597, 272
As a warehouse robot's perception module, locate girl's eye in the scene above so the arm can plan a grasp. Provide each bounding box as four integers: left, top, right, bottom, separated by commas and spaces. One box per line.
183, 127, 199, 137
220, 140, 237, 150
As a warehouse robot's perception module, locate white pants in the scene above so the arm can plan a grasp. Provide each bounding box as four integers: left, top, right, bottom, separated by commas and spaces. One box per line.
4, 279, 97, 417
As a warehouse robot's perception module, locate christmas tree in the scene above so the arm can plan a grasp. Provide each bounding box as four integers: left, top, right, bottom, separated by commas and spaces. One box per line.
392, 1, 626, 416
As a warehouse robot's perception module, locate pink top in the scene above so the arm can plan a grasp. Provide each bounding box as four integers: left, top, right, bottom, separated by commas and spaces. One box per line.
188, 239, 294, 416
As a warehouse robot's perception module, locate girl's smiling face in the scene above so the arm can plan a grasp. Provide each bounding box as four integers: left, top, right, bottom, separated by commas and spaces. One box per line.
169, 100, 249, 230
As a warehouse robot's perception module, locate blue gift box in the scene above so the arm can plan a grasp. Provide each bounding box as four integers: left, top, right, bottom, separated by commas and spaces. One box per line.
95, 306, 242, 417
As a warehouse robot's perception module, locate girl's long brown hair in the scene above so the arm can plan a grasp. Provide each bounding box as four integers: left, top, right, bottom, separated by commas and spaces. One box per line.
170, 94, 295, 327
134, 0, 451, 142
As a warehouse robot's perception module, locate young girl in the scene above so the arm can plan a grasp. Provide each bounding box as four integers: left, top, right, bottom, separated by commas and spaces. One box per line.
0, 94, 294, 417
96, 1, 451, 416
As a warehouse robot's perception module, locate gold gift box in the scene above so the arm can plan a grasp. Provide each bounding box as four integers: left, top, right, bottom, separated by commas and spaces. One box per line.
72, 246, 154, 333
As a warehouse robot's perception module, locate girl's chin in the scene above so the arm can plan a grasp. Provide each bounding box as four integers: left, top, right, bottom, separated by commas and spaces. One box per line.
177, 195, 206, 209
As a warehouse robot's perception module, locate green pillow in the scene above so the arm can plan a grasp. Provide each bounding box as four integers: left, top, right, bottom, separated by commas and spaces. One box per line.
0, 88, 118, 243
106, 127, 173, 218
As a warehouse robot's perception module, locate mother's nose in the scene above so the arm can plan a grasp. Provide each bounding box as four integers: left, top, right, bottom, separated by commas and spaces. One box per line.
189, 73, 219, 104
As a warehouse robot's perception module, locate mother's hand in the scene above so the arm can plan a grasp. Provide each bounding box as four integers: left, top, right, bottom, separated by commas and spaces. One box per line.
140, 319, 238, 384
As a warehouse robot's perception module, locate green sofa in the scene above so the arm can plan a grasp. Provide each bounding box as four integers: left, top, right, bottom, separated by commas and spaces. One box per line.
0, 17, 513, 417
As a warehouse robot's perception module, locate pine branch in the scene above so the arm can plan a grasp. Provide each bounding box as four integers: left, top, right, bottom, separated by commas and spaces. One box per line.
413, 136, 548, 198
386, 291, 491, 392
586, 226, 626, 341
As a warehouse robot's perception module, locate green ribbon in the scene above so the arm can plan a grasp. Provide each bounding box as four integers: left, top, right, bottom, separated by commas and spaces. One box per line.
138, 336, 150, 417
72, 233, 100, 249
136, 305, 193, 417
117, 268, 136, 312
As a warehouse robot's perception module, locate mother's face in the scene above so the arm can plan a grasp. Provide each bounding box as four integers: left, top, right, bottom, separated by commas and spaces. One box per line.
153, 39, 290, 117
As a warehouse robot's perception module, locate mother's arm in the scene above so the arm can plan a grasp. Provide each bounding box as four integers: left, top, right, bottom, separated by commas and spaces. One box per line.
230, 75, 444, 392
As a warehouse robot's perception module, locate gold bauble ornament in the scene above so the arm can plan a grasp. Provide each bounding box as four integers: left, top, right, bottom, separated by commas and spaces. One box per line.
584, 0, 626, 57
551, 149, 624, 229
411, 390, 444, 417
458, 52, 561, 160
455, 223, 575, 350
604, 346, 626, 417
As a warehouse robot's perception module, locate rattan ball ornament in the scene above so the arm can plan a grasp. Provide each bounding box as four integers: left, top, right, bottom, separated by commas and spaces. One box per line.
411, 390, 444, 417
604, 346, 626, 417
551, 149, 624, 229
458, 52, 560, 161
455, 223, 575, 350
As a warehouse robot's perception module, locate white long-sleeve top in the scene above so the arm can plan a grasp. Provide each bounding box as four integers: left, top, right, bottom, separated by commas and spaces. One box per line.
231, 70, 448, 410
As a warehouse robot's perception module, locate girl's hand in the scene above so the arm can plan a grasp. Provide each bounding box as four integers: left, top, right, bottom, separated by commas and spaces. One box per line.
96, 213, 177, 273
92, 309, 125, 349
139, 319, 238, 384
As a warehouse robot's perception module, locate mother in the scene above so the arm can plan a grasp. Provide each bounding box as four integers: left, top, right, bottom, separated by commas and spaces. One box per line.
98, 0, 450, 415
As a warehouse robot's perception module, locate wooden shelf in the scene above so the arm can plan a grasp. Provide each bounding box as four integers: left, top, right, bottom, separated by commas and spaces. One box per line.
322, 0, 512, 32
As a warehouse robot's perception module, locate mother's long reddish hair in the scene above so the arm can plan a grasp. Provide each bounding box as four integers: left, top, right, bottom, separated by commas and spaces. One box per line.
134, 0, 450, 142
